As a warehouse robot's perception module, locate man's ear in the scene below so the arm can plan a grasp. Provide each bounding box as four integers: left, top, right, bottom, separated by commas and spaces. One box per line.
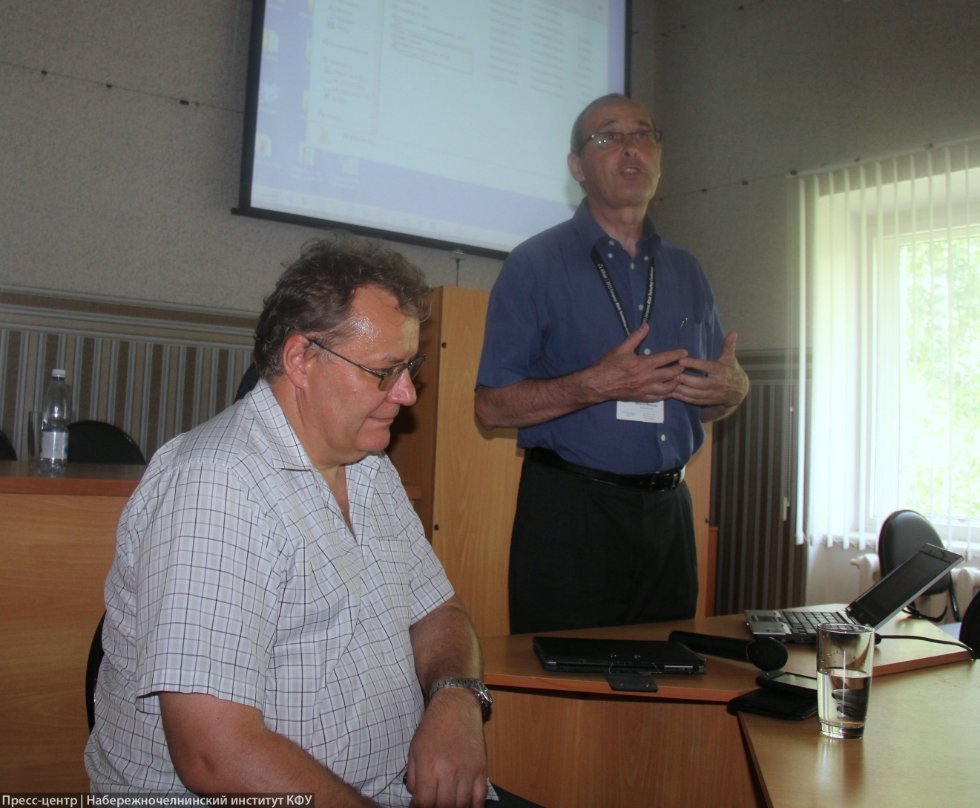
281, 333, 315, 390
567, 151, 585, 184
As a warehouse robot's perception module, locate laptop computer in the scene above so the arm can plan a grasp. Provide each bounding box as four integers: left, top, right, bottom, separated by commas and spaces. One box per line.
745, 542, 962, 643
532, 636, 706, 674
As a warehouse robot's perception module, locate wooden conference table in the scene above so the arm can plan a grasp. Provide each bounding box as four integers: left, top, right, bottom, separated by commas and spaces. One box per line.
2, 462, 973, 802
481, 613, 974, 807
740, 661, 978, 808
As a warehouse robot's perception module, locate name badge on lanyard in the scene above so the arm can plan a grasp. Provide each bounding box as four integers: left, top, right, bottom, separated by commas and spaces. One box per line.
590, 247, 664, 424
617, 400, 664, 423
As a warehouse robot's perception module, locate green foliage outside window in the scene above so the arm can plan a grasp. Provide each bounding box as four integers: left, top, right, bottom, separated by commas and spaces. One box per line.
899, 233, 979, 523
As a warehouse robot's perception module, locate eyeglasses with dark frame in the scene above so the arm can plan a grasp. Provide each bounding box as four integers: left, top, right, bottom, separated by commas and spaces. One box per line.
306, 336, 426, 392
582, 128, 664, 152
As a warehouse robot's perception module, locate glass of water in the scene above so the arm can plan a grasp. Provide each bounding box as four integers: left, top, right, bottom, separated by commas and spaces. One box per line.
816, 622, 874, 739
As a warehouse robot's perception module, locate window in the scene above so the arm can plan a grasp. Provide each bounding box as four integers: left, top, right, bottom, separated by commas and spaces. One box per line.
796, 138, 979, 558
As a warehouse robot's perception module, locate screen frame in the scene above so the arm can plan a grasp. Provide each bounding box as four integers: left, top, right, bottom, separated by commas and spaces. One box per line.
846, 542, 962, 628
234, 0, 633, 259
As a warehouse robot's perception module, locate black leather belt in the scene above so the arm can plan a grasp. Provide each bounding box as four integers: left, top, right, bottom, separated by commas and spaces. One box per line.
527, 448, 684, 492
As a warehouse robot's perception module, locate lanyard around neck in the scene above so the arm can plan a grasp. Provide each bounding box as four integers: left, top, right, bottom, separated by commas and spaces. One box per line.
590, 246, 655, 338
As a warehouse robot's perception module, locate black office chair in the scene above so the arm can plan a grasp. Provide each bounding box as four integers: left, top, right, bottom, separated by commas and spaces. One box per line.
878, 509, 961, 622
0, 429, 16, 460
234, 363, 260, 402
85, 613, 106, 732
958, 590, 980, 660
67, 420, 146, 465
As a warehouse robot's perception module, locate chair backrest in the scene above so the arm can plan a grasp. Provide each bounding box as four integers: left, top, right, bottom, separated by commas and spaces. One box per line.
878, 509, 959, 620
86, 613, 106, 732
234, 363, 260, 402
0, 429, 16, 460
959, 590, 980, 660
67, 421, 146, 465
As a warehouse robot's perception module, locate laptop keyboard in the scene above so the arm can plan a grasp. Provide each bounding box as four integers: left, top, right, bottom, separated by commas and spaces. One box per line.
783, 609, 849, 638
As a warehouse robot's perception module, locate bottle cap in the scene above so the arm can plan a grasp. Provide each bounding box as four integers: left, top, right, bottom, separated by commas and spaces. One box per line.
52, 368, 66, 378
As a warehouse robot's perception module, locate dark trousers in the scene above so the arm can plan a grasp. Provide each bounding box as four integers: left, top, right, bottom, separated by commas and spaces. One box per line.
508, 455, 698, 634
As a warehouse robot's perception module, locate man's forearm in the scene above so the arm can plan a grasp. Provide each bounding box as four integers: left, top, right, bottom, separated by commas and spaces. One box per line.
474, 375, 598, 430
406, 597, 489, 807
700, 402, 740, 423
475, 334, 691, 431
409, 596, 483, 689
160, 693, 376, 806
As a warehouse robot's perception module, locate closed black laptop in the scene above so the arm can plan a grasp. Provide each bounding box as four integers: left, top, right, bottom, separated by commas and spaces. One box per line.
532, 636, 706, 674
745, 542, 962, 643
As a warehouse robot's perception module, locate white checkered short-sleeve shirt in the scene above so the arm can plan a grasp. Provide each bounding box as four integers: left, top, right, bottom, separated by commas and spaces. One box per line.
85, 381, 454, 805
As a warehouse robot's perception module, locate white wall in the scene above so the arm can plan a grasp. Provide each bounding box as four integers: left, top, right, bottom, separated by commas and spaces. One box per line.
4, 0, 976, 337
640, 0, 980, 352
0, 0, 503, 314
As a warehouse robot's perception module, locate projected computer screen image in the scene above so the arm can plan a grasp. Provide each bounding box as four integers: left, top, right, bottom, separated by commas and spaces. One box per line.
238, 0, 631, 256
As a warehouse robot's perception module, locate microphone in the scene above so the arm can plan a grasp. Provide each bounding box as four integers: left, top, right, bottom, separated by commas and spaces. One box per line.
668, 630, 788, 672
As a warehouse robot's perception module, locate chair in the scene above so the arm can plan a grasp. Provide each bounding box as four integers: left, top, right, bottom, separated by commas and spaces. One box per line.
878, 509, 961, 622
234, 363, 260, 402
67, 420, 146, 465
958, 590, 980, 660
85, 613, 105, 732
0, 429, 16, 460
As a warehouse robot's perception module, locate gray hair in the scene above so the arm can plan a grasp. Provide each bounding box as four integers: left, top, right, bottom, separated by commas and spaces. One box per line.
253, 233, 431, 379
569, 93, 648, 154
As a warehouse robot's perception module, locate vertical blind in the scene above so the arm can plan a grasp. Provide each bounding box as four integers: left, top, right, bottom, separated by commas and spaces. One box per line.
796, 137, 979, 558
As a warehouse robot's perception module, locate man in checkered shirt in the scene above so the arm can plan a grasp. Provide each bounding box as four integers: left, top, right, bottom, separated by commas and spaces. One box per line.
85, 236, 534, 807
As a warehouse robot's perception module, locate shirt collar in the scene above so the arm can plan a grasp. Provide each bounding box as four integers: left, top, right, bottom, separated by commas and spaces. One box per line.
571, 199, 661, 254
247, 379, 383, 483
247, 379, 309, 470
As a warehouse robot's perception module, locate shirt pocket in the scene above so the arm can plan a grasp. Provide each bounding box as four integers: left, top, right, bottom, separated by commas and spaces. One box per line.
678, 318, 709, 361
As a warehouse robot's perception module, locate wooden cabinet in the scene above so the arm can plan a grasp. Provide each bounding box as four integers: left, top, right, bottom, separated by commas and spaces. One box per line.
387, 287, 715, 637
0, 463, 143, 791
388, 287, 523, 637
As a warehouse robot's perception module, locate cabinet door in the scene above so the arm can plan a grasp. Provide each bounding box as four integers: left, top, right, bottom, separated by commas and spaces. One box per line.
1, 491, 127, 790
388, 287, 520, 636
429, 288, 522, 637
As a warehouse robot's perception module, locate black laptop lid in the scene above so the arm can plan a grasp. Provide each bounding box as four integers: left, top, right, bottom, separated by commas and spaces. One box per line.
532, 636, 706, 675
847, 542, 962, 628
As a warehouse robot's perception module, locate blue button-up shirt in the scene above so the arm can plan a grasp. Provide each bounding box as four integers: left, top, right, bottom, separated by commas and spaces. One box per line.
477, 201, 725, 474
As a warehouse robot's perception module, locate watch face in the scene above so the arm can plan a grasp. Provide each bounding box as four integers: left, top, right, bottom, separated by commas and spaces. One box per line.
466, 681, 493, 720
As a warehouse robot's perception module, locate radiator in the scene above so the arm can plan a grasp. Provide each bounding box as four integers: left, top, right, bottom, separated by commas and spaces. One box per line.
711, 351, 808, 613
0, 287, 255, 462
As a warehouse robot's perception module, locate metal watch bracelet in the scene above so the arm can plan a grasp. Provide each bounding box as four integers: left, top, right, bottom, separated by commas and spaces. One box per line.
427, 677, 493, 721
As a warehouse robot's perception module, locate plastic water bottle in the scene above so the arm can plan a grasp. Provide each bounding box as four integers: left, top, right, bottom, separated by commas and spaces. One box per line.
39, 368, 71, 476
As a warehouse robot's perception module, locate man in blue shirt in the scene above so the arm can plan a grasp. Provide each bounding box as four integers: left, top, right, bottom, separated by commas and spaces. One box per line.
475, 94, 749, 633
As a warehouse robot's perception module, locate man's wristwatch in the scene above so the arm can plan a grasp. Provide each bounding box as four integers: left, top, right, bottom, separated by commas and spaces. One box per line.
427, 677, 493, 721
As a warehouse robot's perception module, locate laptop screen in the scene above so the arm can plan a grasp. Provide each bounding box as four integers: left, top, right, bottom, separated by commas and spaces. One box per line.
847, 543, 962, 628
